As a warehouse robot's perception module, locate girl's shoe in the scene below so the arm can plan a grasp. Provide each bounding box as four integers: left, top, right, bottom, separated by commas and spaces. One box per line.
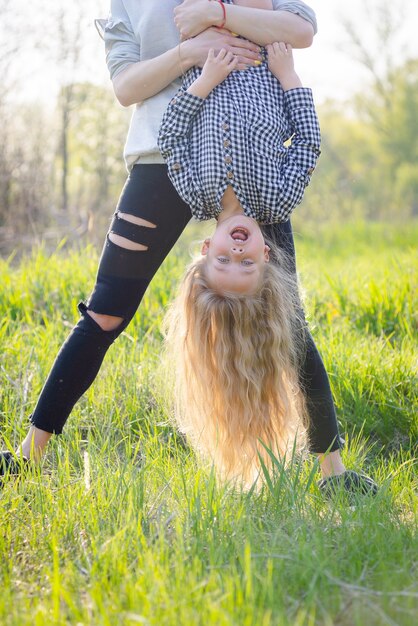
318, 470, 378, 499
0, 451, 29, 486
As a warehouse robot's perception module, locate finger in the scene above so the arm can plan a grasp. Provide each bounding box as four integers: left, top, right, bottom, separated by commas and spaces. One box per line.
217, 47, 227, 60
237, 39, 261, 53
278, 42, 287, 54
215, 27, 238, 37
286, 43, 293, 54
235, 56, 259, 68
224, 35, 260, 53
228, 46, 260, 61
208, 48, 215, 61
224, 50, 234, 63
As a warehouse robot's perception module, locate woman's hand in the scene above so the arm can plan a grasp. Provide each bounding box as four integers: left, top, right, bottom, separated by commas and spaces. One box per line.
174, 0, 223, 39
183, 27, 261, 70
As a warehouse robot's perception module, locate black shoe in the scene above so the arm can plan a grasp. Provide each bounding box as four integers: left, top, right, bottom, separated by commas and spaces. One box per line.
318, 470, 378, 499
0, 451, 29, 485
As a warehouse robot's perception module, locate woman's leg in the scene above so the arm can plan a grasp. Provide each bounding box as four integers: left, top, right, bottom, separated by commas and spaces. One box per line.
17, 165, 192, 459
262, 220, 345, 476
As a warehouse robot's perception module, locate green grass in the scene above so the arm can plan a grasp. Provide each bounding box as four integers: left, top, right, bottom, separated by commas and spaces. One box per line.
0, 221, 417, 626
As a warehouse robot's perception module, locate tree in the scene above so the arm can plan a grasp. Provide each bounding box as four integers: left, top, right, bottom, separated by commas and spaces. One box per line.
326, 0, 418, 219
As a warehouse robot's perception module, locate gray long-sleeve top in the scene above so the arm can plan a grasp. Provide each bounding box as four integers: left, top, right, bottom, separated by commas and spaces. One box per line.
98, 0, 318, 170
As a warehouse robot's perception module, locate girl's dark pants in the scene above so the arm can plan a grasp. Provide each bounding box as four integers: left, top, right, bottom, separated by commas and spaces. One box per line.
29, 165, 342, 454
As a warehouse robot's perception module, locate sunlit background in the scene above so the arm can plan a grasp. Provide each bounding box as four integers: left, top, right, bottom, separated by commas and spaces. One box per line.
10, 0, 418, 104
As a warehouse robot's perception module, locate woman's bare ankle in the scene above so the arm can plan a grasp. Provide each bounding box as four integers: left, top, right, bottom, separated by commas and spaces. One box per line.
17, 426, 52, 462
317, 449, 346, 478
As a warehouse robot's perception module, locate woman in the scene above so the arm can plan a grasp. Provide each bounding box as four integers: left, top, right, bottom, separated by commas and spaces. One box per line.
0, 0, 377, 497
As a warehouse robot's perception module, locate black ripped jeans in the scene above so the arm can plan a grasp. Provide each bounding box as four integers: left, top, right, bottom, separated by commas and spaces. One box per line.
30, 165, 342, 453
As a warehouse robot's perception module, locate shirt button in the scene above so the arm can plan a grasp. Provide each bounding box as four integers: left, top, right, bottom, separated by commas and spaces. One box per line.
227, 172, 234, 179
225, 156, 232, 164
222, 123, 229, 130
307, 167, 315, 176
172, 163, 181, 171
223, 140, 230, 148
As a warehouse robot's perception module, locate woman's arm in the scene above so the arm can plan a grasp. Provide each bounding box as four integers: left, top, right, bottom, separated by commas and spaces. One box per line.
113, 44, 191, 107
234, 0, 273, 8
174, 0, 315, 48
225, 5, 314, 46
113, 28, 261, 107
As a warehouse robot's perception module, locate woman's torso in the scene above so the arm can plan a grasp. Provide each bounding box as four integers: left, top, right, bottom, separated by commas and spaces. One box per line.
103, 0, 315, 172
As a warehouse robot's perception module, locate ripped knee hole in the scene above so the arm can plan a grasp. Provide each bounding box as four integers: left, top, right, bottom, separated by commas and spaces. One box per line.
108, 211, 157, 251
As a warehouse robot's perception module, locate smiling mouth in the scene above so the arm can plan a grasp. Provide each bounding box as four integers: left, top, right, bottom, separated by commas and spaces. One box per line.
230, 227, 249, 242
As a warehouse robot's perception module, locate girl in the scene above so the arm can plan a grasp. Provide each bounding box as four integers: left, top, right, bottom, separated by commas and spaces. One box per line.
1, 0, 376, 497
160, 35, 315, 483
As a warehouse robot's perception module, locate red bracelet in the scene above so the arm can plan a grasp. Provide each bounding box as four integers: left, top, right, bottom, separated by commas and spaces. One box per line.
213, 0, 227, 29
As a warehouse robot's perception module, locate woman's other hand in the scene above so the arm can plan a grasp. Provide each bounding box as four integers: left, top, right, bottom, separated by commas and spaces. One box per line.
183, 27, 261, 70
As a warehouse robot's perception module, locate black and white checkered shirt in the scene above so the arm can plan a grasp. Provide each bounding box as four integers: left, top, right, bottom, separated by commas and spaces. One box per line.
158, 42, 321, 224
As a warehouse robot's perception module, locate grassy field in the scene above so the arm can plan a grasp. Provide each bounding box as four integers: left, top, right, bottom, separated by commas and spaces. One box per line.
0, 221, 417, 626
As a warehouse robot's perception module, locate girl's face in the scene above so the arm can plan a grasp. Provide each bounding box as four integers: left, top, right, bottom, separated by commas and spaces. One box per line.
201, 215, 270, 295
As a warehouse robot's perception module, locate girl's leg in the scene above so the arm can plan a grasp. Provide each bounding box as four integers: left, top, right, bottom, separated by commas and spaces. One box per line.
261, 220, 345, 476
18, 165, 192, 459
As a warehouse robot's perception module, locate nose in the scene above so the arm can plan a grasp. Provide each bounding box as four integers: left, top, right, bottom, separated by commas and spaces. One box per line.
231, 244, 244, 255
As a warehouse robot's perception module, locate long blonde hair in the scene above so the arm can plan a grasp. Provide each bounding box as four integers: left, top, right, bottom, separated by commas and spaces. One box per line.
163, 242, 308, 485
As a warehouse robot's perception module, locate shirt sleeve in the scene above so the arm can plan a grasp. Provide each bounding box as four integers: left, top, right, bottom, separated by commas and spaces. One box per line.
272, 0, 318, 34
96, 0, 141, 80
271, 87, 321, 221
158, 89, 206, 211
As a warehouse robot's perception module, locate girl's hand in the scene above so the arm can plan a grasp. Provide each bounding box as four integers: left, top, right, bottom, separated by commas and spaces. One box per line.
188, 49, 238, 99
266, 42, 302, 90
174, 0, 224, 39
201, 48, 238, 86
183, 27, 262, 70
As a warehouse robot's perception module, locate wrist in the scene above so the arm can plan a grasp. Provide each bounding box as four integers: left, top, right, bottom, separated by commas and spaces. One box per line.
179, 40, 198, 71
209, 0, 226, 28
275, 70, 302, 91
188, 75, 214, 99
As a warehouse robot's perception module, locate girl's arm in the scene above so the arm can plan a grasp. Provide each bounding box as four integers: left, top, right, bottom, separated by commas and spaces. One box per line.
158, 49, 237, 206
174, 0, 315, 48
157, 91, 205, 211
266, 43, 320, 220
269, 87, 321, 221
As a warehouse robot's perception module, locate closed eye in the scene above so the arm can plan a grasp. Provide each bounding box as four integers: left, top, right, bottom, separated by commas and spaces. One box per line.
241, 260, 254, 266
217, 257, 230, 264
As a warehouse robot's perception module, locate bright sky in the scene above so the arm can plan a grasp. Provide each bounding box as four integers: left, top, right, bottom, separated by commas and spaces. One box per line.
12, 0, 418, 106
295, 0, 418, 102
